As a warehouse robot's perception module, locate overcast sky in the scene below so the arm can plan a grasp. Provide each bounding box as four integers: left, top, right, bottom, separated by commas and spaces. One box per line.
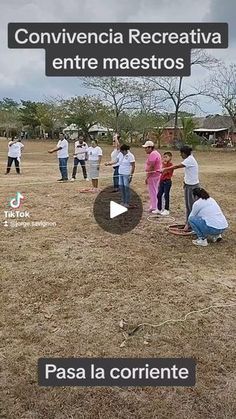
1, 0, 235, 114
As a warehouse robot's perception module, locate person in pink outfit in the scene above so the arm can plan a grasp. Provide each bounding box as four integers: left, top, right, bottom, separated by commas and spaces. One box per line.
143, 140, 162, 212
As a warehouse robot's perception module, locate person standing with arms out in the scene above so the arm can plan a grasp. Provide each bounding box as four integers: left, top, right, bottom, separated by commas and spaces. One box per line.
5, 137, 24, 175
111, 133, 120, 192
48, 133, 69, 181
87, 139, 103, 191
71, 134, 89, 181
156, 152, 174, 216
162, 145, 199, 231
188, 188, 228, 247
106, 144, 135, 208
142, 140, 162, 213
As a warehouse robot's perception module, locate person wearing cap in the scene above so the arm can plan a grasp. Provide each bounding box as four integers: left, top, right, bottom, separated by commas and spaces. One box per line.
143, 140, 162, 213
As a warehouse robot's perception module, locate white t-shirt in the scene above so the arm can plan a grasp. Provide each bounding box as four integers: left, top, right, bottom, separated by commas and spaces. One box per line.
190, 197, 228, 229
87, 146, 103, 161
74, 141, 88, 160
182, 155, 199, 185
117, 151, 135, 175
8, 141, 24, 158
57, 139, 69, 158
111, 149, 120, 167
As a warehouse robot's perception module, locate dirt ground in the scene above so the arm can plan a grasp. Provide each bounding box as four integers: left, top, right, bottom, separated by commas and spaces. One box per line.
0, 139, 236, 419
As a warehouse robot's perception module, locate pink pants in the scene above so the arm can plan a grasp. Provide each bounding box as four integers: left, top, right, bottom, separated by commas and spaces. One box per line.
147, 176, 160, 210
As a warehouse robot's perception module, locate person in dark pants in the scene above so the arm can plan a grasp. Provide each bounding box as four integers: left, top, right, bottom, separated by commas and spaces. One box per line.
48, 133, 69, 181
110, 133, 120, 192
71, 135, 88, 181
5, 137, 24, 174
162, 145, 199, 231
157, 152, 174, 215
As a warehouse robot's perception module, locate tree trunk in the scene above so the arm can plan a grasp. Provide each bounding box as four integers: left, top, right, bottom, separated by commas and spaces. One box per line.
173, 76, 183, 146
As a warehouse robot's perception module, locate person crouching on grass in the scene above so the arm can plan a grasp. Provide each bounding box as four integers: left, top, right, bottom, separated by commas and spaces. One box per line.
156, 152, 174, 216
105, 144, 135, 208
142, 140, 162, 213
162, 145, 199, 231
189, 187, 228, 247
48, 133, 69, 181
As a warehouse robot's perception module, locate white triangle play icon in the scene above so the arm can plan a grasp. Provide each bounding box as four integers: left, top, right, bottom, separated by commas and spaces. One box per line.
110, 201, 128, 219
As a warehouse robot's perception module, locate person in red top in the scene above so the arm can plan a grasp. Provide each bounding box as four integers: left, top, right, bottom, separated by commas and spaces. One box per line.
142, 140, 162, 212
154, 152, 174, 216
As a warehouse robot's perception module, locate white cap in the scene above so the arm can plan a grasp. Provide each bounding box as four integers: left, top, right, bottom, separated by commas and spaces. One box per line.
142, 140, 154, 148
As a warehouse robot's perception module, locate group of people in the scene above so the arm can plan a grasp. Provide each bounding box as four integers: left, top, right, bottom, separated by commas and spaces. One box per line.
48, 133, 103, 190
5, 132, 228, 247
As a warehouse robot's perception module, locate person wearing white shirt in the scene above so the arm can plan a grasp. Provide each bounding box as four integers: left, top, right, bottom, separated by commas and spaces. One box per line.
71, 135, 88, 181
48, 133, 69, 181
162, 145, 199, 232
87, 139, 103, 190
189, 187, 228, 247
110, 134, 120, 192
5, 137, 24, 174
106, 144, 135, 207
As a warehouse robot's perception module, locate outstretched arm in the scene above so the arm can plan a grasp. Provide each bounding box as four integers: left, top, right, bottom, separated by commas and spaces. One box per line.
48, 147, 62, 154
162, 163, 185, 172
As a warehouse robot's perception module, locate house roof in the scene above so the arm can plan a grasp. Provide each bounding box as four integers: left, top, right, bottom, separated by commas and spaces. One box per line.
165, 115, 234, 131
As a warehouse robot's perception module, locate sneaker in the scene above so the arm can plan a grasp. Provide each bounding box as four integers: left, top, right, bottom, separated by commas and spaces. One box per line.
70, 178, 75, 182
192, 238, 208, 247
212, 234, 222, 243
57, 179, 64, 182
161, 210, 170, 216
151, 209, 161, 214
85, 178, 90, 182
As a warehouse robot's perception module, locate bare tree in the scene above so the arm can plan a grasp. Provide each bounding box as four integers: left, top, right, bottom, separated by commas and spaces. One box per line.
82, 77, 137, 132
145, 50, 218, 142
205, 63, 236, 128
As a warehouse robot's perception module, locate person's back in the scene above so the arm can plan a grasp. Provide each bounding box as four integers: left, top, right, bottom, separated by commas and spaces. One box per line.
193, 197, 228, 229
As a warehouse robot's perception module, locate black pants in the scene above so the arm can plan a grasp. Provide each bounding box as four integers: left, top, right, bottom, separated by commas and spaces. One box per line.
157, 180, 172, 211
6, 157, 20, 173
72, 158, 87, 179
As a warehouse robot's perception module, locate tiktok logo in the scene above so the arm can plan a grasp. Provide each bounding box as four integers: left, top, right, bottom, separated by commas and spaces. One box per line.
9, 192, 24, 209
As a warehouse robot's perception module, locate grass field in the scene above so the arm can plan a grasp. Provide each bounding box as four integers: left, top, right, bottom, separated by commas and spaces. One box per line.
1, 139, 236, 419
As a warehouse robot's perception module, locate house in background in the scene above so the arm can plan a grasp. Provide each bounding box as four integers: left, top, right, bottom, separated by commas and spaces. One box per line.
161, 115, 236, 145
63, 123, 113, 139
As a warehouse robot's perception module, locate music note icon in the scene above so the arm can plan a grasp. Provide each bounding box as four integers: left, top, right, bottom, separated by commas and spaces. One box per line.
10, 192, 24, 209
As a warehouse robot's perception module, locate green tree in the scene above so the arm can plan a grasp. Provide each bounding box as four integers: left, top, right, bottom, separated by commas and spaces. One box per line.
0, 98, 20, 137
19, 100, 40, 135
63, 96, 112, 138
180, 116, 199, 146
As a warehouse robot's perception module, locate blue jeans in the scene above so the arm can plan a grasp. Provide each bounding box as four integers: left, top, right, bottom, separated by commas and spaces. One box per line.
113, 166, 119, 189
59, 157, 68, 180
188, 216, 225, 239
119, 174, 130, 205
157, 179, 172, 211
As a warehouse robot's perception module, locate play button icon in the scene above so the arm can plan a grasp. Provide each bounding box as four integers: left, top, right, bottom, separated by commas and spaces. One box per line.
93, 186, 143, 234
110, 201, 128, 219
